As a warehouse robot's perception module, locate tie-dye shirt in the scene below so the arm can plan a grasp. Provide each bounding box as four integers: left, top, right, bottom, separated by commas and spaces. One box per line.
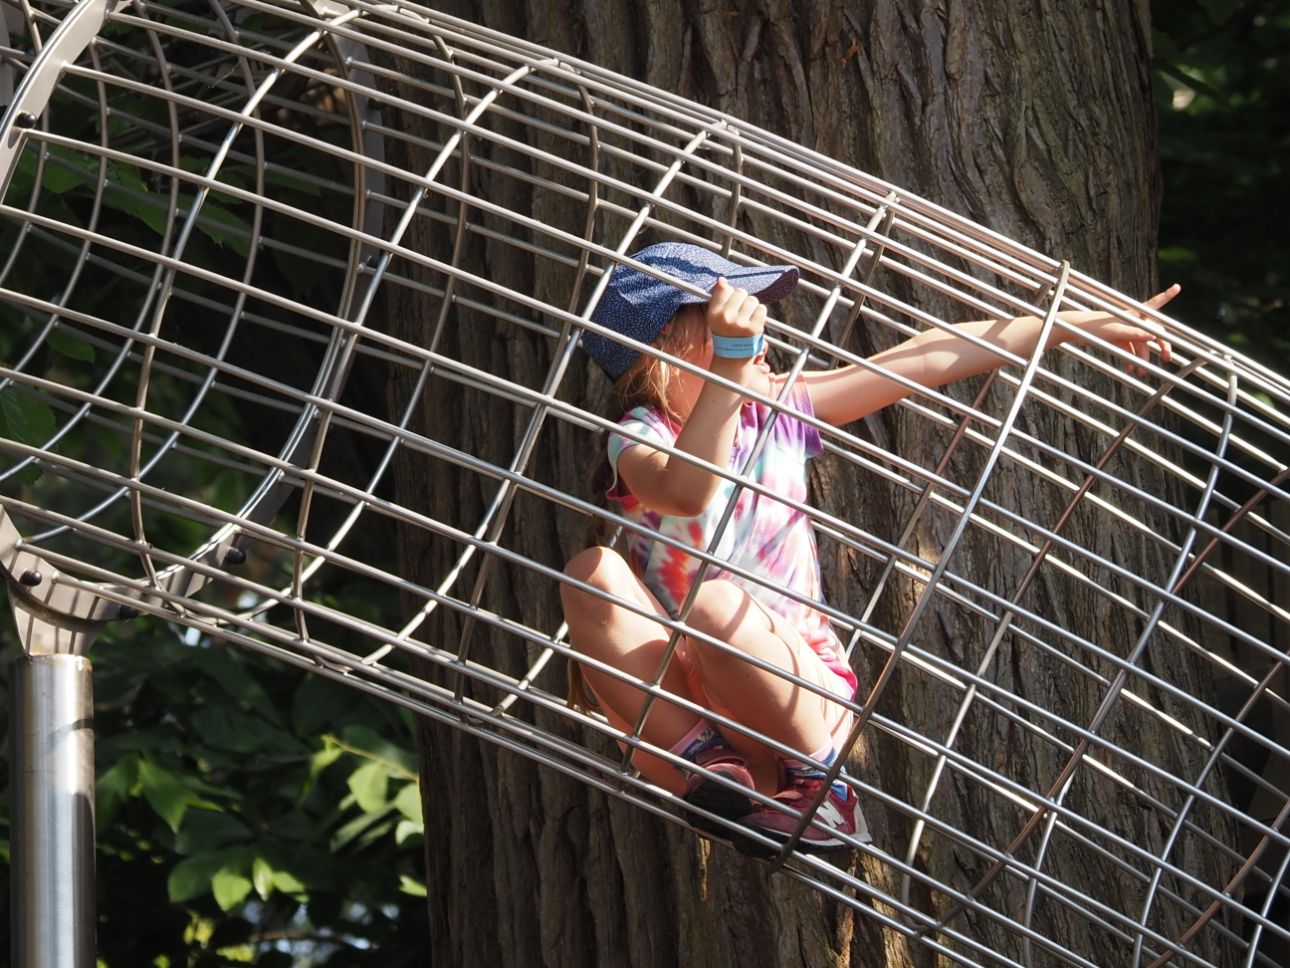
606, 384, 857, 699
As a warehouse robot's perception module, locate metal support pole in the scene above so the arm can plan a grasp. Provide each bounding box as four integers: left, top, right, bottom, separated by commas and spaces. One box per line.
9, 653, 96, 968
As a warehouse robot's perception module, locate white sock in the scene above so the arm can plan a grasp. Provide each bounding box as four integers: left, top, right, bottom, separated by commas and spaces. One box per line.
671, 720, 726, 764
783, 741, 848, 799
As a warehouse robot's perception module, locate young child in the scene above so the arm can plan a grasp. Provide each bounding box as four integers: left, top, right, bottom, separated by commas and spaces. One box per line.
562, 241, 1175, 854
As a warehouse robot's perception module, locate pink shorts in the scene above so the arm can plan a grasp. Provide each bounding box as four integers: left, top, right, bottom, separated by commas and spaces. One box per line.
678, 600, 856, 747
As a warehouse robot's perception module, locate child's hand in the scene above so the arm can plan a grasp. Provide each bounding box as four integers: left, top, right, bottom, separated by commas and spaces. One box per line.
707, 277, 768, 341
1064, 284, 1178, 374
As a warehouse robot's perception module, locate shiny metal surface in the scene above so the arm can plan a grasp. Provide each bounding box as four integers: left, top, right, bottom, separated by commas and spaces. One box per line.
0, 2, 1285, 964
9, 654, 96, 968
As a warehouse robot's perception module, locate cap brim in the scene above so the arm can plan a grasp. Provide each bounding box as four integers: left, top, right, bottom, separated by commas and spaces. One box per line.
673, 263, 799, 305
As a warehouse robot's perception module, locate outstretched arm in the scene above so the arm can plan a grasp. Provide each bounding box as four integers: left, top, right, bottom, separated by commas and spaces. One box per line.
800, 286, 1179, 428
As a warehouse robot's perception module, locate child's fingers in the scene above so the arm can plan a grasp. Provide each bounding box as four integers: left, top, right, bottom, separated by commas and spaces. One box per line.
707, 279, 746, 330
709, 284, 765, 337
1155, 332, 1173, 365
1122, 283, 1177, 372
1144, 283, 1181, 310
1131, 326, 1173, 366
733, 292, 765, 331
707, 277, 732, 313
1117, 329, 1173, 375
722, 287, 751, 329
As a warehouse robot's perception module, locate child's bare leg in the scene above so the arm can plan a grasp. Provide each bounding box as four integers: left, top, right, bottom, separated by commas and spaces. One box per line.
683, 578, 838, 765
561, 546, 713, 794
683, 579, 869, 852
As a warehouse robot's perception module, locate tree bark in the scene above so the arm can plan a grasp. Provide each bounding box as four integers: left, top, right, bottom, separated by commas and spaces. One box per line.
383, 2, 1236, 966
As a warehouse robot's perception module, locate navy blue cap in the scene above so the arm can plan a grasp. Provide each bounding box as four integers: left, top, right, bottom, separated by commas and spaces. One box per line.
583, 242, 798, 380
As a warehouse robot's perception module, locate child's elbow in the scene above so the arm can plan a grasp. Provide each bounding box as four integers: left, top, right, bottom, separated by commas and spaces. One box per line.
634, 466, 720, 517
652, 480, 717, 518
668, 492, 713, 518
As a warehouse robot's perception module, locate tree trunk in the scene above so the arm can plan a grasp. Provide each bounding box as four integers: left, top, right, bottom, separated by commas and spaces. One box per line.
383, 2, 1236, 966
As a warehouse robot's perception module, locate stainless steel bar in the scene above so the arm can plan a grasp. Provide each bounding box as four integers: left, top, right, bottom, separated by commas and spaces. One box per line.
1, 2, 1286, 962
9, 653, 95, 968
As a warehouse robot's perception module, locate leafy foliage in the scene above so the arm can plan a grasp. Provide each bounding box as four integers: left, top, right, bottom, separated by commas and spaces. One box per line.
0, 47, 424, 960
0, 4, 1283, 964
1, 618, 429, 967
1153, 0, 1290, 369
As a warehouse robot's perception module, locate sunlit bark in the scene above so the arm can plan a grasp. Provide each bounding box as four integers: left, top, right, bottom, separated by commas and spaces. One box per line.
384, 3, 1235, 965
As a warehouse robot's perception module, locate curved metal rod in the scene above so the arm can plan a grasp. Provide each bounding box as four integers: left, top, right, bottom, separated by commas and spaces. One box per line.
1242, 840, 1290, 968
5, 2, 308, 586
831, 264, 1072, 878
620, 181, 883, 802
1, 6, 1286, 962
900, 370, 1190, 917
483, 80, 607, 719
285, 0, 400, 645
1135, 472, 1290, 965
2, 262, 1269, 691
119, 0, 269, 593
928, 351, 1237, 946
119, 1, 353, 591
1024, 378, 1246, 963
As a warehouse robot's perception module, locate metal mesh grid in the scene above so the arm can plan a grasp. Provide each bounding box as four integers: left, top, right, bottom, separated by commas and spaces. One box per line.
1, 1, 1287, 964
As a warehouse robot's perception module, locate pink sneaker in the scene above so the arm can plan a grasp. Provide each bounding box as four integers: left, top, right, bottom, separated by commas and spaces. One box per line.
742, 774, 870, 854
681, 748, 757, 834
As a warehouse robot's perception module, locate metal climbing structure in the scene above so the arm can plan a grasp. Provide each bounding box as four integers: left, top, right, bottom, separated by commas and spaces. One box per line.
0, 1, 1287, 965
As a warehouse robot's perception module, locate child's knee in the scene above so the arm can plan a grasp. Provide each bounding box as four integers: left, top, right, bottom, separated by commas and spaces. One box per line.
687, 579, 744, 632
561, 546, 632, 612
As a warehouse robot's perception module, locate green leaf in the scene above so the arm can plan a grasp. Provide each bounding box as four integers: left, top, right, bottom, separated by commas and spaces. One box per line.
392, 782, 423, 824
9, 463, 42, 486
0, 391, 58, 447
47, 326, 96, 362
252, 856, 274, 900
137, 759, 190, 834
104, 162, 169, 237
347, 760, 389, 814
191, 706, 277, 754
398, 874, 427, 898
330, 809, 386, 852
191, 198, 251, 256
191, 648, 279, 721
353, 819, 395, 852
305, 743, 344, 791
1198, 0, 1241, 25
214, 944, 256, 963
167, 852, 226, 903
292, 676, 354, 734
96, 754, 139, 828
211, 867, 253, 912
39, 145, 96, 195
173, 810, 251, 856
5, 150, 36, 199
340, 724, 416, 775
263, 167, 322, 196
394, 820, 422, 845
270, 868, 306, 895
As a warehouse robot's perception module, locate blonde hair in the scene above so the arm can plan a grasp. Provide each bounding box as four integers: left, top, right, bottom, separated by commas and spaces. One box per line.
580, 304, 707, 546
566, 305, 708, 712
609, 303, 707, 422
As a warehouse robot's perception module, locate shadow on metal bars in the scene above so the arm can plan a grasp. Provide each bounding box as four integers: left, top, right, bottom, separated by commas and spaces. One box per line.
0, 2, 1287, 966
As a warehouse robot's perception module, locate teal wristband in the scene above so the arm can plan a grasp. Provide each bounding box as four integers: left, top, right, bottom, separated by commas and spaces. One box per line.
711, 332, 765, 359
